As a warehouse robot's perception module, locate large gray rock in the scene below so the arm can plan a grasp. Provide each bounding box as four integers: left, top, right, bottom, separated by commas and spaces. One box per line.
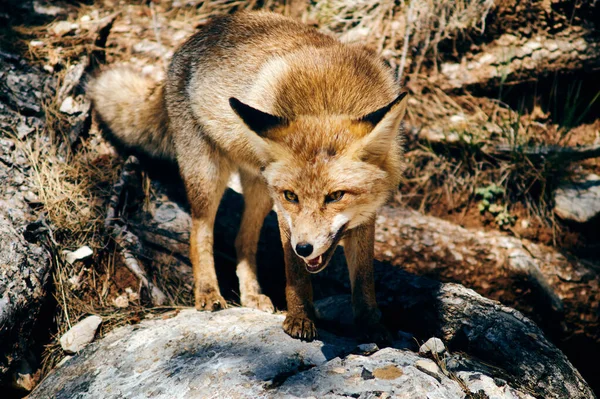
30, 308, 537, 399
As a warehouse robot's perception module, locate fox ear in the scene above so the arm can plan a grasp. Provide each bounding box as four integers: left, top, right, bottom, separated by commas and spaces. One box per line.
353, 91, 408, 162
229, 97, 287, 137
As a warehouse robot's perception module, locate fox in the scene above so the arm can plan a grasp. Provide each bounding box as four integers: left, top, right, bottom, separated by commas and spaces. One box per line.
88, 11, 407, 344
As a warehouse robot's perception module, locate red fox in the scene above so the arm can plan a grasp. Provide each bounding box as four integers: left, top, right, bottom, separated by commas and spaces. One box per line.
89, 11, 407, 343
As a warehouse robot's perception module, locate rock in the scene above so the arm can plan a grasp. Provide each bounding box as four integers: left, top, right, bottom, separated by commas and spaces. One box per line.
62, 245, 93, 264
0, 207, 51, 390
355, 343, 379, 355
30, 308, 538, 399
314, 295, 354, 327
51, 21, 78, 37
59, 315, 102, 354
112, 294, 129, 308
58, 96, 79, 115
457, 372, 535, 399
419, 337, 446, 356
414, 359, 443, 382
312, 268, 595, 399
433, 24, 600, 91
370, 203, 600, 388
553, 174, 600, 223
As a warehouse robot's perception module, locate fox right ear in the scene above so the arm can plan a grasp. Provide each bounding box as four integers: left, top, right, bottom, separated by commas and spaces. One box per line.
229, 97, 288, 137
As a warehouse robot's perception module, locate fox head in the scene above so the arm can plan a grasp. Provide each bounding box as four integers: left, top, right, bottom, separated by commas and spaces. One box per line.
230, 93, 407, 273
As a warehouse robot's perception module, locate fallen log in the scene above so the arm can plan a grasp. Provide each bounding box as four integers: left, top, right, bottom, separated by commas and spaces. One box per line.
487, 143, 600, 164
434, 26, 600, 91
0, 51, 54, 394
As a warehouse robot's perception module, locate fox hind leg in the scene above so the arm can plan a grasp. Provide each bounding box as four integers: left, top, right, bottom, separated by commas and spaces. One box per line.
235, 170, 274, 312
179, 138, 232, 312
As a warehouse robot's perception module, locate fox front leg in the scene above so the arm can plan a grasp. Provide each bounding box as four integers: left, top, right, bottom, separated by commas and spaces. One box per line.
278, 220, 318, 341
343, 219, 392, 346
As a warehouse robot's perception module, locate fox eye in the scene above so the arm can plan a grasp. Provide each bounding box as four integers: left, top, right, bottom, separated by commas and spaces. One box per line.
283, 190, 299, 203
325, 191, 345, 203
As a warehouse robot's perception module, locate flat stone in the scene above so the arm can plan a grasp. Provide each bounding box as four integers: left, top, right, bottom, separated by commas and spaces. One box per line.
59, 315, 102, 354
415, 358, 443, 381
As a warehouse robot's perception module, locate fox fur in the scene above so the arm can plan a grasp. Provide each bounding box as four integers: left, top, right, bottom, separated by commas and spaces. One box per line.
89, 11, 408, 343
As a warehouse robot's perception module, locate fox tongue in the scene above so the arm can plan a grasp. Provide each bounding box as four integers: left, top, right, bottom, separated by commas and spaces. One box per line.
307, 255, 323, 266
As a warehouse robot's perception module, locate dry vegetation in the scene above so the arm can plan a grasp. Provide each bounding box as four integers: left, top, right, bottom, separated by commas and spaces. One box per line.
4, 0, 598, 387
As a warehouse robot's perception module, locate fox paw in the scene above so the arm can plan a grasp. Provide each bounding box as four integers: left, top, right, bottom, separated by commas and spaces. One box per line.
195, 291, 227, 311
283, 315, 318, 341
242, 294, 275, 313
359, 323, 393, 347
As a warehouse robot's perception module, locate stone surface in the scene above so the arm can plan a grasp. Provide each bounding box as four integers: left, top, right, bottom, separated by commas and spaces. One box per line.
30, 308, 539, 399
554, 174, 600, 223
457, 372, 535, 399
309, 276, 595, 399
59, 315, 103, 354
414, 359, 443, 381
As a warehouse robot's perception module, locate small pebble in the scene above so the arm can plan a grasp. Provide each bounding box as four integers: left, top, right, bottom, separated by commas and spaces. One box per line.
59, 315, 102, 354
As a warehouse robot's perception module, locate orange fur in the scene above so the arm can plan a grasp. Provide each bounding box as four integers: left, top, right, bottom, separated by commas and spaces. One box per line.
88, 11, 408, 344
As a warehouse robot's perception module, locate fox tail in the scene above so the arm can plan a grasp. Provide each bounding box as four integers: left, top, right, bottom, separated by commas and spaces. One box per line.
87, 68, 175, 162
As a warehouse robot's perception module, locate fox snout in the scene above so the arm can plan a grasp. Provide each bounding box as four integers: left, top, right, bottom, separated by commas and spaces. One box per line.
295, 242, 314, 257
290, 219, 349, 274
291, 228, 334, 260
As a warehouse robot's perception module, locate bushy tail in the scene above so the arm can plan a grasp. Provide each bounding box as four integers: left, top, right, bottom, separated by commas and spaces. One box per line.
88, 68, 175, 162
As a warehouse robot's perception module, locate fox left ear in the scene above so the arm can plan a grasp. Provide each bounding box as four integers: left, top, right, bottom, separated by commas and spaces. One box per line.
229, 97, 288, 138
353, 91, 408, 162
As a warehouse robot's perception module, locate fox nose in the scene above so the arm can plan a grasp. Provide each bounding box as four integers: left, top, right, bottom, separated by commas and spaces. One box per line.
295, 242, 313, 257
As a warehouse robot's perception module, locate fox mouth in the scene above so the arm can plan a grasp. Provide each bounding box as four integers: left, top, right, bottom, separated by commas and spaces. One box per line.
302, 223, 349, 274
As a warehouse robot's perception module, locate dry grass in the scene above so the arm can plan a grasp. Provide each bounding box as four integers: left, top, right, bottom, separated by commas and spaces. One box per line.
19, 135, 112, 243
308, 0, 494, 80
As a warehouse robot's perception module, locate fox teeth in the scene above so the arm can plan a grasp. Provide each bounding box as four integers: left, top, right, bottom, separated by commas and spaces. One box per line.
306, 255, 323, 266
